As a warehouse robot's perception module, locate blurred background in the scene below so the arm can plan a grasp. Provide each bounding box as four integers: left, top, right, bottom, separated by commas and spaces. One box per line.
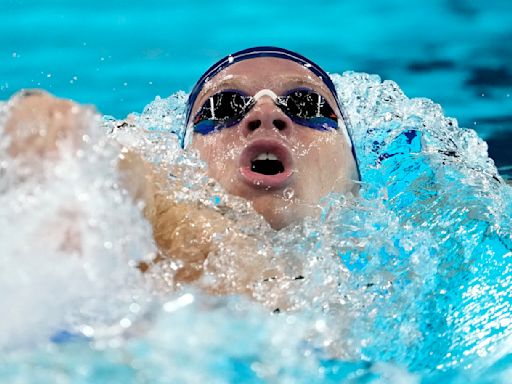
1, 0, 510, 176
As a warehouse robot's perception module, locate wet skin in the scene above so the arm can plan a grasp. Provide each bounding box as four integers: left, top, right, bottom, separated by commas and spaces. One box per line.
2, 59, 359, 292
3, 91, 282, 291
189, 58, 359, 229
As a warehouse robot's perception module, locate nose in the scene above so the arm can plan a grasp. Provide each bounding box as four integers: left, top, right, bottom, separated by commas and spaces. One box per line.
241, 97, 292, 137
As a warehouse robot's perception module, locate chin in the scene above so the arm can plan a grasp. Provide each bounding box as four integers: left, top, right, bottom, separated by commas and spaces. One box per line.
250, 194, 313, 230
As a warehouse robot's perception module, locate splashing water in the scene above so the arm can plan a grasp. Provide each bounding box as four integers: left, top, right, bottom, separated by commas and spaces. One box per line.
0, 73, 511, 383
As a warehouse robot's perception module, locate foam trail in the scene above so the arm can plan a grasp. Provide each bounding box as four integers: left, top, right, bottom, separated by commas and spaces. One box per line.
0, 103, 155, 350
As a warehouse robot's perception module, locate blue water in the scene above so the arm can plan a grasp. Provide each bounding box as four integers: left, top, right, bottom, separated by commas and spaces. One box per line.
1, 0, 511, 177
1, 1, 512, 383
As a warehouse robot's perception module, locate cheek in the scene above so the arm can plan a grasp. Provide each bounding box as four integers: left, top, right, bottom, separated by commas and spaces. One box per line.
191, 133, 242, 182
293, 132, 352, 190
293, 131, 340, 167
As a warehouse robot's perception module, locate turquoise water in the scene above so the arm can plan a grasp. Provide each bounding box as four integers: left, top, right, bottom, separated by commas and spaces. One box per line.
1, 1, 512, 383
1, 0, 511, 176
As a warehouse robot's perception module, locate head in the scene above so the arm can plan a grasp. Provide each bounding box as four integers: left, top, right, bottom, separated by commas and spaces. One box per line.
186, 47, 359, 229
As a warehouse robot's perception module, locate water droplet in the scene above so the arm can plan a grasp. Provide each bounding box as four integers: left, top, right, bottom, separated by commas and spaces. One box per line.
129, 303, 141, 313
283, 187, 295, 200
119, 318, 132, 328
80, 325, 94, 337
315, 319, 327, 332
163, 293, 194, 312
228, 55, 234, 63
211, 195, 221, 205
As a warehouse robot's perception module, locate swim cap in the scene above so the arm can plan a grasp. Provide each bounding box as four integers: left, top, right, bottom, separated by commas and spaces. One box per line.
186, 46, 347, 125
184, 46, 360, 180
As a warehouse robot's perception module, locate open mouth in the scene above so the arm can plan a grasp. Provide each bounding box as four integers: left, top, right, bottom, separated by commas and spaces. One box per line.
251, 152, 285, 175
239, 139, 293, 189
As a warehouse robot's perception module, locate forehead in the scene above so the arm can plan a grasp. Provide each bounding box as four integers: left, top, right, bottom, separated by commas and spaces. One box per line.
192, 57, 334, 114
201, 57, 330, 96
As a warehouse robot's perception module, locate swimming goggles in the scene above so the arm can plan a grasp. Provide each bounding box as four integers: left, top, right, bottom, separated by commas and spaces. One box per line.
192, 88, 343, 136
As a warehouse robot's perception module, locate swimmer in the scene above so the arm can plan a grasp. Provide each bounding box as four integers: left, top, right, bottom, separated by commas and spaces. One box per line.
2, 47, 360, 294
184, 47, 359, 229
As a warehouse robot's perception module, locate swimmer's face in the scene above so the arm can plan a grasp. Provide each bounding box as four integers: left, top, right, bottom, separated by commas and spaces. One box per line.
189, 57, 359, 229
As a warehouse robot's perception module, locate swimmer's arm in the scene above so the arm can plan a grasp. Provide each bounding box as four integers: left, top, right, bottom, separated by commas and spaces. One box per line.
117, 152, 278, 293
2, 90, 210, 274
3, 90, 91, 159
3, 91, 275, 293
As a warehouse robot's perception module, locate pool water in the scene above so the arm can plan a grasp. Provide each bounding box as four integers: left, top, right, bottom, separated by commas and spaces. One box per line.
1, 1, 511, 383
1, 70, 511, 383
1, 0, 511, 177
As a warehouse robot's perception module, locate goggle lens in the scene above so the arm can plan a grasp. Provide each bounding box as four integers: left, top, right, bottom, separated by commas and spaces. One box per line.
193, 88, 338, 134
